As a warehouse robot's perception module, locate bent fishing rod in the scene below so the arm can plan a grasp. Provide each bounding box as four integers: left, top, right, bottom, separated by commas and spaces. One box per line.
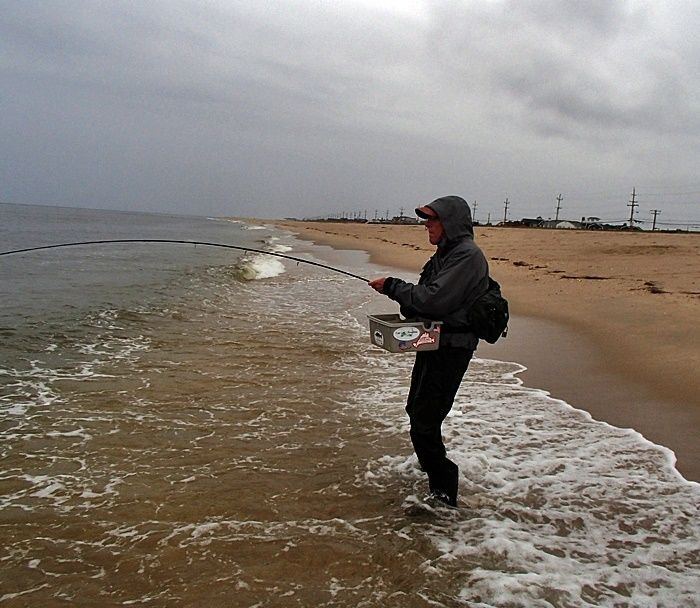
0, 239, 370, 282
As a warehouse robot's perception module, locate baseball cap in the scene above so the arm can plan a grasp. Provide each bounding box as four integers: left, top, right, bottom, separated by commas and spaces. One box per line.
415, 205, 438, 220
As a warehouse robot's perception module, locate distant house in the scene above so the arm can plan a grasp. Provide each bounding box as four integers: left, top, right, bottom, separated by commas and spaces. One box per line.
521, 217, 582, 229
536, 219, 582, 229
366, 215, 419, 225
521, 217, 545, 228
391, 215, 421, 225
581, 216, 604, 230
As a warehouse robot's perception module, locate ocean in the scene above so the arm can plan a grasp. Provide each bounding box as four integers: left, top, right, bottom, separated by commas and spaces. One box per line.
1, 203, 698, 607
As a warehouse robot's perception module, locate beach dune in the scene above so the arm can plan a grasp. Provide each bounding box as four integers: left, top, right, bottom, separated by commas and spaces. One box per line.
275, 220, 700, 481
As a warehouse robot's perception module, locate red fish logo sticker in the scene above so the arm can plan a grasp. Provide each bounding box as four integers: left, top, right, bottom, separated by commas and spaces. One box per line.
412, 332, 436, 348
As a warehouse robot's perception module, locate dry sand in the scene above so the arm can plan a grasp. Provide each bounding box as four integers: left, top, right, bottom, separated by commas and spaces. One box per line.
274, 220, 700, 481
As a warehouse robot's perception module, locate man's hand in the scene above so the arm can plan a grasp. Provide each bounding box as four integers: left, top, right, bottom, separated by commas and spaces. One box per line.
368, 277, 387, 293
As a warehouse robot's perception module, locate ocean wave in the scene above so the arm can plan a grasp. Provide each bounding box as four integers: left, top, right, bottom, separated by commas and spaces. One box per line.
266, 238, 293, 253
232, 252, 286, 280
256, 235, 294, 254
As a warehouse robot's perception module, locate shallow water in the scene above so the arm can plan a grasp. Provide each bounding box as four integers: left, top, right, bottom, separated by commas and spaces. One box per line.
1, 204, 698, 607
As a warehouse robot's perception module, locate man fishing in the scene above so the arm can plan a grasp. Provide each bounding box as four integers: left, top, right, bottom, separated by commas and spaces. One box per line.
369, 195, 489, 507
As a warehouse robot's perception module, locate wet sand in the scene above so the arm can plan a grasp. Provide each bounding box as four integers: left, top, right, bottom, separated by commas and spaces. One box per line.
273, 221, 700, 482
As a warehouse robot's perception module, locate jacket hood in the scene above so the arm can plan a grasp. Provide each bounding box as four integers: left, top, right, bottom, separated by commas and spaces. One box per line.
422, 195, 474, 242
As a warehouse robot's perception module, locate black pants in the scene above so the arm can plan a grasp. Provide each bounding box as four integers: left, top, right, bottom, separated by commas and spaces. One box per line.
405, 346, 473, 504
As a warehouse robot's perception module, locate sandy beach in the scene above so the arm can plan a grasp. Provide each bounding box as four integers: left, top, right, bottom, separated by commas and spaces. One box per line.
274, 220, 700, 481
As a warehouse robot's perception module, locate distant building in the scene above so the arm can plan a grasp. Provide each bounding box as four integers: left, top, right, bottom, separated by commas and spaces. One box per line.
368, 215, 420, 225
521, 217, 545, 228
392, 215, 420, 225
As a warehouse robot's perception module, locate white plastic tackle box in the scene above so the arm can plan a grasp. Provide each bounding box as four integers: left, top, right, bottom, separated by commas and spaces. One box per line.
367, 314, 442, 353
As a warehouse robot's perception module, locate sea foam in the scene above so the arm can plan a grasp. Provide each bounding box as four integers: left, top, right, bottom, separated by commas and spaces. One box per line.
233, 253, 286, 280
355, 352, 700, 607
231, 235, 292, 280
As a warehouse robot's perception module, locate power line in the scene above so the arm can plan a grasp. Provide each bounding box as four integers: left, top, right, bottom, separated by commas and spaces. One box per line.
647, 220, 700, 227
636, 190, 700, 197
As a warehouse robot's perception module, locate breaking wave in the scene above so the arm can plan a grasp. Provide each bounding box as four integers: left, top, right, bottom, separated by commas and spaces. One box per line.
230, 236, 294, 280
232, 253, 286, 280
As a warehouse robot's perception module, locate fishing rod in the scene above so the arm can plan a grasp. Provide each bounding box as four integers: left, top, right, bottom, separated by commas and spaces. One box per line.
0, 239, 370, 282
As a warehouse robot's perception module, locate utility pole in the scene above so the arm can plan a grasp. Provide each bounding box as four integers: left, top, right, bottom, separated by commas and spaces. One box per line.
503, 197, 510, 223
651, 209, 661, 231
374, 209, 378, 220
472, 200, 478, 223
627, 187, 639, 227
487, 212, 491, 225
555, 194, 563, 221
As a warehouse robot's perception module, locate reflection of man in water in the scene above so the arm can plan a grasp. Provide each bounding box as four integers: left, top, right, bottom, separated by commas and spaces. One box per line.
369, 196, 489, 507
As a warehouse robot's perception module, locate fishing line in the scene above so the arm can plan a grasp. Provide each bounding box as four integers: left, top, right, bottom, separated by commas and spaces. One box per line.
0, 239, 370, 282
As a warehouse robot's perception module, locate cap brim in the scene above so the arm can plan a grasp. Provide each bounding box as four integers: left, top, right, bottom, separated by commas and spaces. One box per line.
415, 206, 437, 220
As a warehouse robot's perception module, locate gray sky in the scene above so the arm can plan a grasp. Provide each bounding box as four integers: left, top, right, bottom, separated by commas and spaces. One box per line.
2, 0, 699, 227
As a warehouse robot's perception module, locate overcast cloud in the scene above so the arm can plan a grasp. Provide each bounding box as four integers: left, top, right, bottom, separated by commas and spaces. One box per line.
1, 0, 699, 225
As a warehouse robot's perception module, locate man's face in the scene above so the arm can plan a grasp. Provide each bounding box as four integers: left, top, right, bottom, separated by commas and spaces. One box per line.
423, 211, 444, 245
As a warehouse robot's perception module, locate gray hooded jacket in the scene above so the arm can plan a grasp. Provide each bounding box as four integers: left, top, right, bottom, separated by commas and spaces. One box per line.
383, 195, 489, 349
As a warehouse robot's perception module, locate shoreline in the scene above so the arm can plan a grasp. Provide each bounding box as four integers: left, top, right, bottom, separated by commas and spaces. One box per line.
272, 220, 700, 482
